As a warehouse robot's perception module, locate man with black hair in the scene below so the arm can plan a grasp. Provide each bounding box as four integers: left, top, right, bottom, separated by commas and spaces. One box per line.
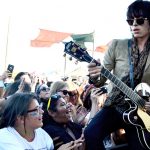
84, 1, 150, 149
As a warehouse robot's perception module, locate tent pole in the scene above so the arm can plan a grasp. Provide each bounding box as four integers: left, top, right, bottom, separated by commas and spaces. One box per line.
4, 17, 10, 69
92, 30, 95, 57
64, 54, 67, 77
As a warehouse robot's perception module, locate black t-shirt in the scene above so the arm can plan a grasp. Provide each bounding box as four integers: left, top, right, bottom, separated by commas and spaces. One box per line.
43, 120, 83, 150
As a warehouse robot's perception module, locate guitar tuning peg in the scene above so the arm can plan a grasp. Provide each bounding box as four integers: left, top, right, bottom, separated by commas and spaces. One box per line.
69, 57, 72, 61
63, 53, 66, 57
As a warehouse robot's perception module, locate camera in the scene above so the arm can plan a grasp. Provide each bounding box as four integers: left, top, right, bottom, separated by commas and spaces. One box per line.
7, 64, 14, 73
7, 64, 14, 77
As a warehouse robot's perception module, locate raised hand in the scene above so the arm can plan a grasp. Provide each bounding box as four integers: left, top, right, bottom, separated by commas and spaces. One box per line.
57, 140, 83, 150
90, 87, 107, 108
0, 71, 9, 81
73, 134, 85, 150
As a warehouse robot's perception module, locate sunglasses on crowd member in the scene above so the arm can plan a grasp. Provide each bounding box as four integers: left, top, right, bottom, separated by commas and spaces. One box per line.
58, 90, 73, 96
40, 87, 50, 92
27, 103, 43, 116
126, 18, 148, 26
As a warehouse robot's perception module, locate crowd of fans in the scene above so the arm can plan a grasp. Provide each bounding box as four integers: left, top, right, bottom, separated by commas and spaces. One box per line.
0, 69, 127, 150
1, 1, 150, 149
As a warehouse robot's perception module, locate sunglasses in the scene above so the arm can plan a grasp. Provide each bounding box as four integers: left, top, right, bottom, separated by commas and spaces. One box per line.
59, 90, 72, 96
40, 87, 50, 92
126, 18, 148, 26
27, 104, 43, 116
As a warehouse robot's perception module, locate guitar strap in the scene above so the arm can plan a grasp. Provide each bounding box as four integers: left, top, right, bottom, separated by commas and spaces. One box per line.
128, 40, 134, 90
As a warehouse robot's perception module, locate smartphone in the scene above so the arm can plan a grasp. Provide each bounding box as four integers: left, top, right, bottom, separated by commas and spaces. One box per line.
7, 64, 14, 77
7, 64, 14, 73
99, 86, 108, 94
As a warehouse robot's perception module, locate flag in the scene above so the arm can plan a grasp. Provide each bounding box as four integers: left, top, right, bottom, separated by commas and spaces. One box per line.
71, 32, 94, 48
95, 45, 108, 53
31, 29, 72, 47
31, 40, 54, 47
95, 40, 112, 53
71, 32, 94, 42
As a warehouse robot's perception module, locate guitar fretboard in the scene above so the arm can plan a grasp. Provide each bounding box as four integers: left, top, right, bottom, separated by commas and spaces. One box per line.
101, 67, 145, 108
64, 41, 145, 109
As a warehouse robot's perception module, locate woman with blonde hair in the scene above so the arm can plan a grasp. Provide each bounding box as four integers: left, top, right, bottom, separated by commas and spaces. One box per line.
49, 80, 88, 124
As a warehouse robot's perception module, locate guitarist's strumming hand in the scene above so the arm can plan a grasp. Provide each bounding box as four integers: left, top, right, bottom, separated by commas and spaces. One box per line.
88, 59, 102, 79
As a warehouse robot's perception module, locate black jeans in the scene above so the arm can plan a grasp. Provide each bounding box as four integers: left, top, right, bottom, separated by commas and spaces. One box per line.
84, 107, 146, 150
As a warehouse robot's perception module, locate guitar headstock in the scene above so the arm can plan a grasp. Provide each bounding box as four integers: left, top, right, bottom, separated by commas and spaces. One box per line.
64, 41, 93, 63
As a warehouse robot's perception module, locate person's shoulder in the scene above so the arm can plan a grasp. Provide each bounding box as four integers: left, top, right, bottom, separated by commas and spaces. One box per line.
36, 127, 53, 137
36, 127, 50, 135
110, 39, 129, 45
43, 123, 62, 135
0, 127, 7, 134
0, 127, 20, 145
35, 128, 53, 142
108, 39, 129, 51
68, 121, 83, 131
43, 122, 55, 129
0, 127, 11, 137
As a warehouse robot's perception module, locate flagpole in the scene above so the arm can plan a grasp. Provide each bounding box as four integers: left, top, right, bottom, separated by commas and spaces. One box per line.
92, 30, 95, 57
64, 54, 67, 78
4, 16, 10, 69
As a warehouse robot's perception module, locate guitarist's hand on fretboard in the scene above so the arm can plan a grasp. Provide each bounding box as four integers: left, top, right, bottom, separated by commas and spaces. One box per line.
88, 59, 102, 79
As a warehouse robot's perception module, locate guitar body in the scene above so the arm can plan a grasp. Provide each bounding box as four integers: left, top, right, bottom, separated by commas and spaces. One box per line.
123, 100, 150, 149
123, 83, 150, 149
64, 41, 150, 149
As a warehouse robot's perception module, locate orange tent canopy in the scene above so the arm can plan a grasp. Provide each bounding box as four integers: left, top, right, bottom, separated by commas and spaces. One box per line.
31, 29, 72, 47
95, 40, 112, 53
95, 45, 108, 53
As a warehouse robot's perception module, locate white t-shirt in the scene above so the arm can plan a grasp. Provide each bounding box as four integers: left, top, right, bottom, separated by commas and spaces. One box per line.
0, 127, 54, 150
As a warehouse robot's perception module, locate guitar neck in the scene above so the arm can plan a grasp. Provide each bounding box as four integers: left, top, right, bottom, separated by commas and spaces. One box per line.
101, 67, 145, 108
64, 41, 145, 108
